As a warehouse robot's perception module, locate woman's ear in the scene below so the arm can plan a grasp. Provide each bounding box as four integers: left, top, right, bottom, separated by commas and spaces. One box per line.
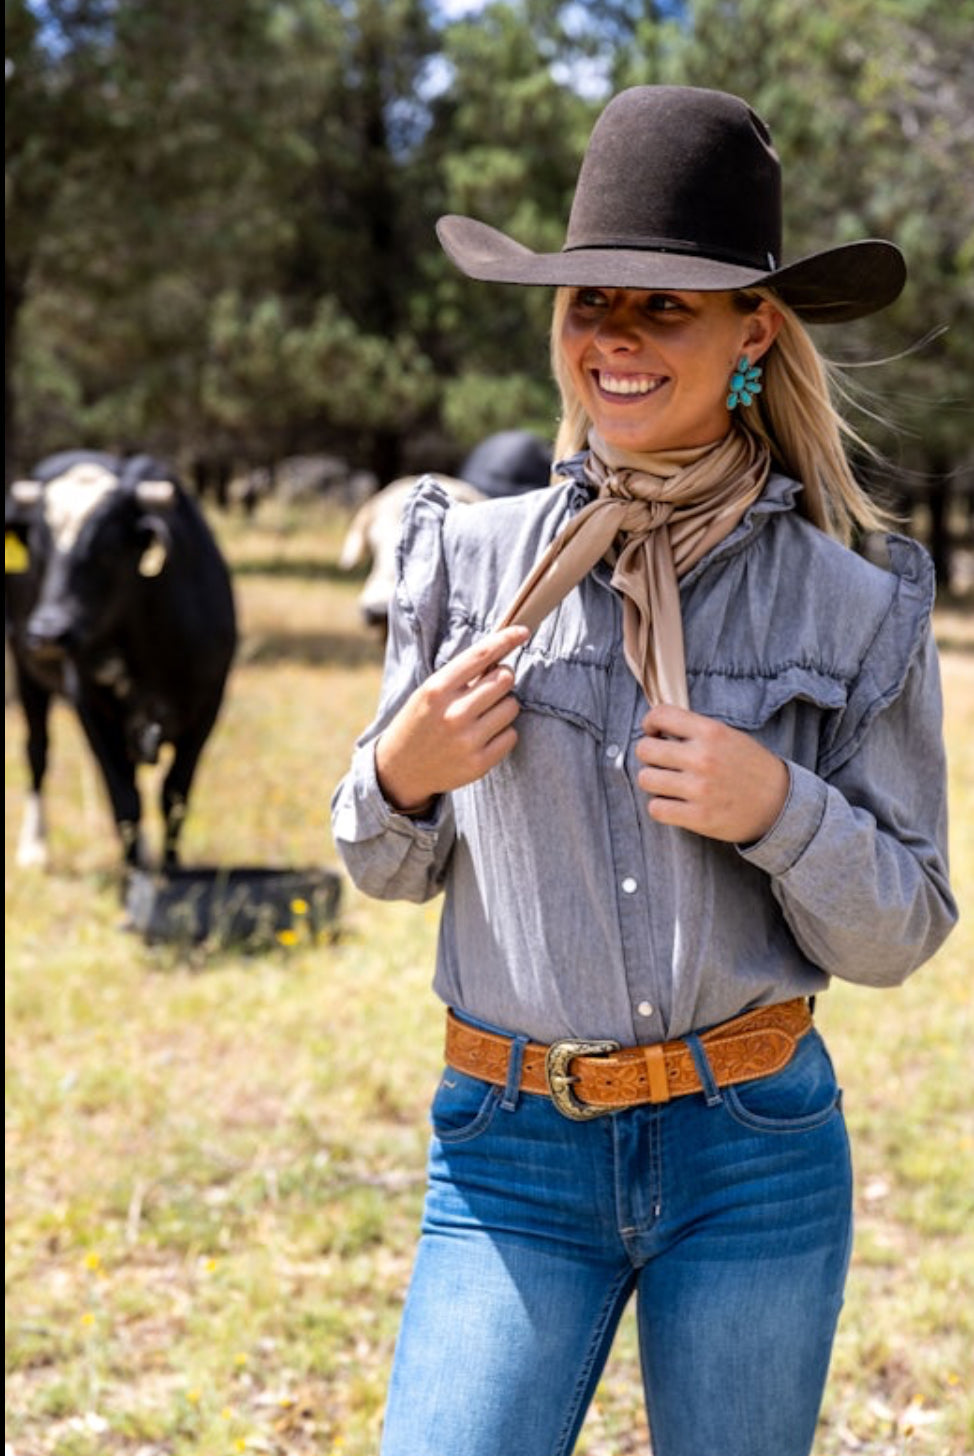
744, 301, 783, 360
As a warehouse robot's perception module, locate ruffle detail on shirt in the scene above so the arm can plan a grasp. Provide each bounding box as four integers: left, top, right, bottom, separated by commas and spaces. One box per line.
395, 473, 587, 657
509, 654, 611, 738
687, 664, 849, 728
687, 532, 935, 776
817, 533, 936, 776
392, 475, 469, 675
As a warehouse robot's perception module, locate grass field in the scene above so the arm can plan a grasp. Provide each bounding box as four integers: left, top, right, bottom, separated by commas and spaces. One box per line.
5, 499, 973, 1456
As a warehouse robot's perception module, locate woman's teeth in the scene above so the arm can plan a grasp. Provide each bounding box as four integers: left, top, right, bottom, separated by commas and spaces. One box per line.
597, 372, 664, 396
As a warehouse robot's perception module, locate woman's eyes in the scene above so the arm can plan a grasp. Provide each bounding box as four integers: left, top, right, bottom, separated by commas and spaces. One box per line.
571, 289, 686, 315
572, 288, 609, 309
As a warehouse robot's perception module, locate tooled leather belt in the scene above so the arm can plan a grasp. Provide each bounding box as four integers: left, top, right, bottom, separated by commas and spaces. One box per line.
444, 998, 813, 1121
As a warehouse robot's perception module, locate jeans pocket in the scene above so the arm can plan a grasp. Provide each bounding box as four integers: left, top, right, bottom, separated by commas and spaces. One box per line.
430, 1068, 502, 1144
723, 1030, 842, 1134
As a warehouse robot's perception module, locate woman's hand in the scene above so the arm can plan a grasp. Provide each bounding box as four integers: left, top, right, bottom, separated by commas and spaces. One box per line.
375, 626, 529, 813
635, 703, 789, 845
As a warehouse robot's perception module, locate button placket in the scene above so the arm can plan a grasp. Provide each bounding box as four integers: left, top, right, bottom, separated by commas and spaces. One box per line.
602, 652, 664, 1039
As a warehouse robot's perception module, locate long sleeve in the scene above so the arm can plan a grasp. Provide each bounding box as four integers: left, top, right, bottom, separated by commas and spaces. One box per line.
741, 623, 957, 985
331, 479, 458, 903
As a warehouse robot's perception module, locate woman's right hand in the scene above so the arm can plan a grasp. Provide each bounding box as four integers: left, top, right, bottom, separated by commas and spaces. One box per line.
375, 625, 529, 813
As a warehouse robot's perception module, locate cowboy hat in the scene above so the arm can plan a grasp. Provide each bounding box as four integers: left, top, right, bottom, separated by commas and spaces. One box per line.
436, 85, 905, 324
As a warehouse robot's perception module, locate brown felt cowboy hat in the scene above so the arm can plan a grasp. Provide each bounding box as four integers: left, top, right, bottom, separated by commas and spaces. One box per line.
436, 85, 905, 324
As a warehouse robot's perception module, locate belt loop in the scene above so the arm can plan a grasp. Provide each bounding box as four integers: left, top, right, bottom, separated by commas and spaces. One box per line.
501, 1033, 529, 1111
685, 1032, 723, 1107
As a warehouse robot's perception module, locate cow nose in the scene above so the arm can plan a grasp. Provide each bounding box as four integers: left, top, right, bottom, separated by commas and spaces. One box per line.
25, 605, 72, 658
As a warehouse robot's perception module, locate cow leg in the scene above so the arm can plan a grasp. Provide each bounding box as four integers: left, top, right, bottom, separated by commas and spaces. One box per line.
160, 706, 222, 867
13, 665, 52, 868
74, 701, 147, 868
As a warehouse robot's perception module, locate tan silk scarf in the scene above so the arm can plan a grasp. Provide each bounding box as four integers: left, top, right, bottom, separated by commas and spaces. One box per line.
498, 426, 770, 708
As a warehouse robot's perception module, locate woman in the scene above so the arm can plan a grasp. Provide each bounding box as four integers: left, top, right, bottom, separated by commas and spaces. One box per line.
331, 86, 957, 1456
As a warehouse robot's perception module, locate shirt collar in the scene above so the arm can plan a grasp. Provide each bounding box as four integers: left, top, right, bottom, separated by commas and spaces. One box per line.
556, 452, 805, 581
557, 451, 802, 515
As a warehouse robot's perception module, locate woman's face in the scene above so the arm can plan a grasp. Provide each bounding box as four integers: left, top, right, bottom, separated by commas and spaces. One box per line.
559, 287, 781, 454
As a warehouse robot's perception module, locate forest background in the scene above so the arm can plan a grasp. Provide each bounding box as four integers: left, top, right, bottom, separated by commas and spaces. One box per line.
6, 0, 974, 570
6, 4, 974, 1454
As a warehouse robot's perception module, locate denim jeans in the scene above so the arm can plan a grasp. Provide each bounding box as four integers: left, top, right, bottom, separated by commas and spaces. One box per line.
379, 1025, 853, 1456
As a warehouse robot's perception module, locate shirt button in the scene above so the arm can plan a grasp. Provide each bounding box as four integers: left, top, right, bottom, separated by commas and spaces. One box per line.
621, 876, 638, 894
606, 742, 621, 759
637, 1001, 654, 1018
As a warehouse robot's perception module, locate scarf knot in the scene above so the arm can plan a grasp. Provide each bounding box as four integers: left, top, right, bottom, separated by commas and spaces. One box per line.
582, 460, 684, 562
594, 465, 671, 504
618, 495, 674, 537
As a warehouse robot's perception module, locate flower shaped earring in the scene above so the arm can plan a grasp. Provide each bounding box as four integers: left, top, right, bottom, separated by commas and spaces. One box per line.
726, 356, 763, 409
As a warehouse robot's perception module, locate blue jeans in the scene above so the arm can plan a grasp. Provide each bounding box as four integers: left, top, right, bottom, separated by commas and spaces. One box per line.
380, 1025, 853, 1456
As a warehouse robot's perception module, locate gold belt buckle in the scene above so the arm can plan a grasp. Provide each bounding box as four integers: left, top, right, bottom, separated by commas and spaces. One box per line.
545, 1038, 621, 1121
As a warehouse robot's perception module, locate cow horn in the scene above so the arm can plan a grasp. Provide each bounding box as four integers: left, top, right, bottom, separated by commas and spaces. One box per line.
135, 479, 176, 507
10, 479, 42, 505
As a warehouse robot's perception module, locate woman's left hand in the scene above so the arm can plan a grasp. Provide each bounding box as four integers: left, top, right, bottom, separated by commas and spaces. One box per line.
635, 703, 789, 845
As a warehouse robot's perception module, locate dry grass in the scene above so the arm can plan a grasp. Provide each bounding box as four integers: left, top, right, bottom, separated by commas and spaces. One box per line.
5, 499, 972, 1455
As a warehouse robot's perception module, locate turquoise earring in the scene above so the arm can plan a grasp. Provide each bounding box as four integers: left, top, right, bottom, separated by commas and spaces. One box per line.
726, 355, 763, 409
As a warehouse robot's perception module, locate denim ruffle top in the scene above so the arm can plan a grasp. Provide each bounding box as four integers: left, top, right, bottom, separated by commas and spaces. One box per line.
331, 464, 957, 1046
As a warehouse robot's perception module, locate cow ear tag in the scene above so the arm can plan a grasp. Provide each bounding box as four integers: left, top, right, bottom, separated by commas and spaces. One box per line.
138, 540, 167, 577
5, 531, 30, 573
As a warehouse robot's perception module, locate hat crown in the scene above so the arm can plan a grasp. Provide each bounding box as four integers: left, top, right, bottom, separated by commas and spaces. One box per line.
565, 86, 783, 273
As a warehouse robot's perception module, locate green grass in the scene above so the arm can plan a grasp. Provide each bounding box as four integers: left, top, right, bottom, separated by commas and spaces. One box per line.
6, 500, 973, 1455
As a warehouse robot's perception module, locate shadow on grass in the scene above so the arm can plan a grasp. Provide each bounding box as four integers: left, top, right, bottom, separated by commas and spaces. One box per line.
231, 557, 364, 583
239, 628, 384, 669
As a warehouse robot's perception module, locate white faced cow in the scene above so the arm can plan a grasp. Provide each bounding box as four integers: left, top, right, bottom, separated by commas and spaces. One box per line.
5, 450, 237, 870
339, 431, 552, 632
339, 474, 485, 630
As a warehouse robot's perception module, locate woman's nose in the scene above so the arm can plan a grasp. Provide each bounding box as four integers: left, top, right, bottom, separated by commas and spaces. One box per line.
595, 304, 640, 350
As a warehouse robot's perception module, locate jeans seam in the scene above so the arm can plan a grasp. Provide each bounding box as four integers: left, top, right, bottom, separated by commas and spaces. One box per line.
553, 1268, 633, 1456
431, 1082, 502, 1144
722, 1085, 841, 1134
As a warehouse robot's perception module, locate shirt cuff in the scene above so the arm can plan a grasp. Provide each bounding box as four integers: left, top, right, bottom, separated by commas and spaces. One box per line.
367, 741, 444, 829
737, 760, 828, 877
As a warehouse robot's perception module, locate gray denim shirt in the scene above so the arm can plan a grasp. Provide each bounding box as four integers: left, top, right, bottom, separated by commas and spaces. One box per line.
331, 462, 957, 1046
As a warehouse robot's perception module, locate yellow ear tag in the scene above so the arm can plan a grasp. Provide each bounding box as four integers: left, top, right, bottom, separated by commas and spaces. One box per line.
5, 531, 30, 573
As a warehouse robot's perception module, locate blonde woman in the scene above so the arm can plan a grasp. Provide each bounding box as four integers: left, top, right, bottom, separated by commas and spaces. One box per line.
332, 86, 957, 1456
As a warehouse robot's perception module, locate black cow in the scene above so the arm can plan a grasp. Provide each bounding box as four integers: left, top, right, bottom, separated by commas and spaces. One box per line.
458, 429, 552, 500
5, 450, 237, 870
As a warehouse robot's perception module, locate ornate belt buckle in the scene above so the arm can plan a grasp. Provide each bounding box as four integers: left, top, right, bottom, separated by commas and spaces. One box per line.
545, 1038, 620, 1121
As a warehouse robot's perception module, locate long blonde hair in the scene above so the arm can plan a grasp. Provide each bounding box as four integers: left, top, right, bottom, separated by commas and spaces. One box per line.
549, 286, 890, 544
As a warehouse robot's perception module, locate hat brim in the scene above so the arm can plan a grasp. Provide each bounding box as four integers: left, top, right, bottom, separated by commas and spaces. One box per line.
436, 215, 905, 324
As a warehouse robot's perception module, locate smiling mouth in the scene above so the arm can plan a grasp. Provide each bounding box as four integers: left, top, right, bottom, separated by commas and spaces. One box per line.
594, 370, 666, 397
